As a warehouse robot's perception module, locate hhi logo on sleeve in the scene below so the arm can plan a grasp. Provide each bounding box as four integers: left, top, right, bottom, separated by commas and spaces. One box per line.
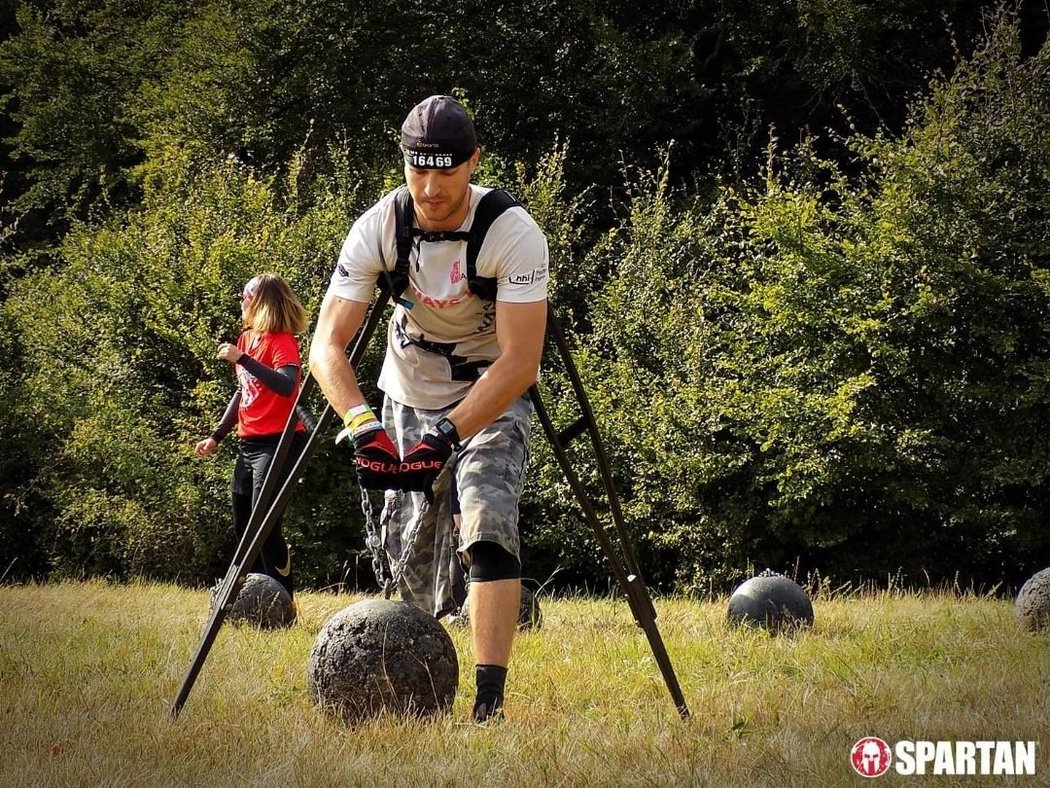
851, 737, 1038, 777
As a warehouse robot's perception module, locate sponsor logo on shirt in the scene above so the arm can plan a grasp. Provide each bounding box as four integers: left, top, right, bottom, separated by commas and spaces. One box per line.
238, 368, 261, 409
509, 265, 549, 286
450, 260, 464, 284
410, 282, 472, 309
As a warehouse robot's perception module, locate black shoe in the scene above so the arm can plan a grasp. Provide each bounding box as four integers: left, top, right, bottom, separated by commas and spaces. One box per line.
472, 693, 505, 724
472, 702, 505, 724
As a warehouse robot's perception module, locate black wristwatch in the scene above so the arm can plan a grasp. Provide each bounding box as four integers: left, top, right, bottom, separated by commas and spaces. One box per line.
433, 417, 461, 450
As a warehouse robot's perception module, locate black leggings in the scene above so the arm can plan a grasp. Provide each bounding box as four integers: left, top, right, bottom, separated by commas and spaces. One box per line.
232, 431, 307, 596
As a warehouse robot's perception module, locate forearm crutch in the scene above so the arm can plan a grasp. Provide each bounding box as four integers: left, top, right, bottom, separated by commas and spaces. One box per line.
529, 307, 690, 719
170, 293, 391, 720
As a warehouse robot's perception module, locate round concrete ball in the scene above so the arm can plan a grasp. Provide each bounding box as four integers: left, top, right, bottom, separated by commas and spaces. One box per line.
227, 573, 295, 629
307, 598, 458, 723
1015, 567, 1050, 632
458, 582, 543, 631
727, 573, 814, 633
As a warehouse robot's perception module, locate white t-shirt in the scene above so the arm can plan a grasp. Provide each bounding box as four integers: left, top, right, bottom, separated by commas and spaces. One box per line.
327, 184, 549, 409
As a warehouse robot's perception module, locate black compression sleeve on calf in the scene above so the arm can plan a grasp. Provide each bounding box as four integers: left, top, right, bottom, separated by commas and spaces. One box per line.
468, 540, 521, 582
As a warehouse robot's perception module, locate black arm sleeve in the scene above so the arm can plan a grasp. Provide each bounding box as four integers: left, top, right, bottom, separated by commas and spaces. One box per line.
210, 390, 241, 442
237, 357, 298, 398
295, 403, 318, 434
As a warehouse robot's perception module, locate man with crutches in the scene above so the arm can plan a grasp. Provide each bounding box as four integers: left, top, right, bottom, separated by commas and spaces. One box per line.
309, 95, 549, 723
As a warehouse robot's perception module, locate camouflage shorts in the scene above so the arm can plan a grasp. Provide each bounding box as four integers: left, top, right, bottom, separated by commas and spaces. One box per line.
379, 394, 532, 617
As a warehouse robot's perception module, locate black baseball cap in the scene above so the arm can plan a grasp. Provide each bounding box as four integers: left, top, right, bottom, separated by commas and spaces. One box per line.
400, 95, 477, 169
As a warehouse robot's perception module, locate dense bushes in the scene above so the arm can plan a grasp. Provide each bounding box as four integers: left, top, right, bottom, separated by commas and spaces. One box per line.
3, 151, 368, 584
527, 15, 1050, 591
2, 7, 1048, 592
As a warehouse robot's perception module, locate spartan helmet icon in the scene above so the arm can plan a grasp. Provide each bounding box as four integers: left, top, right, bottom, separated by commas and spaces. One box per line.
861, 741, 883, 774
851, 736, 891, 777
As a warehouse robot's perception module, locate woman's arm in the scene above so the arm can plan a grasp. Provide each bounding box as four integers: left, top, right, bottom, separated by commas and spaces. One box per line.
210, 390, 242, 442
236, 356, 298, 398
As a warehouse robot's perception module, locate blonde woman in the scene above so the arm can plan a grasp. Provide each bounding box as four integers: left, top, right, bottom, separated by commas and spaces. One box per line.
195, 273, 309, 600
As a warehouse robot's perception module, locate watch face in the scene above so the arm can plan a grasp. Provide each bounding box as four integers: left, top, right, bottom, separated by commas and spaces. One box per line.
436, 418, 458, 443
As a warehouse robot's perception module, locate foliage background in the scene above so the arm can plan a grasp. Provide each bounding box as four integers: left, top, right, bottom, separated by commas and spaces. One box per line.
1, 1, 1048, 594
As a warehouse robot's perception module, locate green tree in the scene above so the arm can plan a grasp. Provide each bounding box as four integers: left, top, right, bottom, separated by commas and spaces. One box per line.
560, 9, 1050, 592
8, 0, 1027, 252
0, 0, 191, 246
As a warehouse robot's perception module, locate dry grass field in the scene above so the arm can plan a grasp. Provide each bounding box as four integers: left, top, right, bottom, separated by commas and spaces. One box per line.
1, 580, 1046, 786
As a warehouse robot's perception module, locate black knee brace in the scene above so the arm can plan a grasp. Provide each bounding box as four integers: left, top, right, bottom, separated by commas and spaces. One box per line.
468, 540, 521, 582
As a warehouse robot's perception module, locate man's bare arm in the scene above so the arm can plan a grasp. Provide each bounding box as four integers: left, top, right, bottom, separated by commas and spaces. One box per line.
445, 299, 547, 440
307, 292, 374, 419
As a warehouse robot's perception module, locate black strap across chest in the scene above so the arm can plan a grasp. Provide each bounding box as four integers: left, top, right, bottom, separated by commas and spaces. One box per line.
378, 186, 520, 306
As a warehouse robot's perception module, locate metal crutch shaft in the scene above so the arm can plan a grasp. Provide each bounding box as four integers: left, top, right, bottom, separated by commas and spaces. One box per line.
528, 307, 689, 719
170, 293, 390, 720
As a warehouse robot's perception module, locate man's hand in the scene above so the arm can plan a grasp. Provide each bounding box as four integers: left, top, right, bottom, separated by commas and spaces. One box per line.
352, 427, 402, 490
336, 405, 401, 490
400, 418, 459, 503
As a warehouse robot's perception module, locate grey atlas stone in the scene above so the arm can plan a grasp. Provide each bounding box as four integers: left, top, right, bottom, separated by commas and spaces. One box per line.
223, 573, 295, 629
1015, 567, 1050, 632
307, 598, 458, 723
456, 582, 543, 631
727, 571, 814, 633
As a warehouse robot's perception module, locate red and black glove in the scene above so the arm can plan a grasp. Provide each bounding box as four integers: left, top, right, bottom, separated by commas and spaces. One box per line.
336, 406, 401, 490
353, 427, 401, 490
400, 417, 460, 503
